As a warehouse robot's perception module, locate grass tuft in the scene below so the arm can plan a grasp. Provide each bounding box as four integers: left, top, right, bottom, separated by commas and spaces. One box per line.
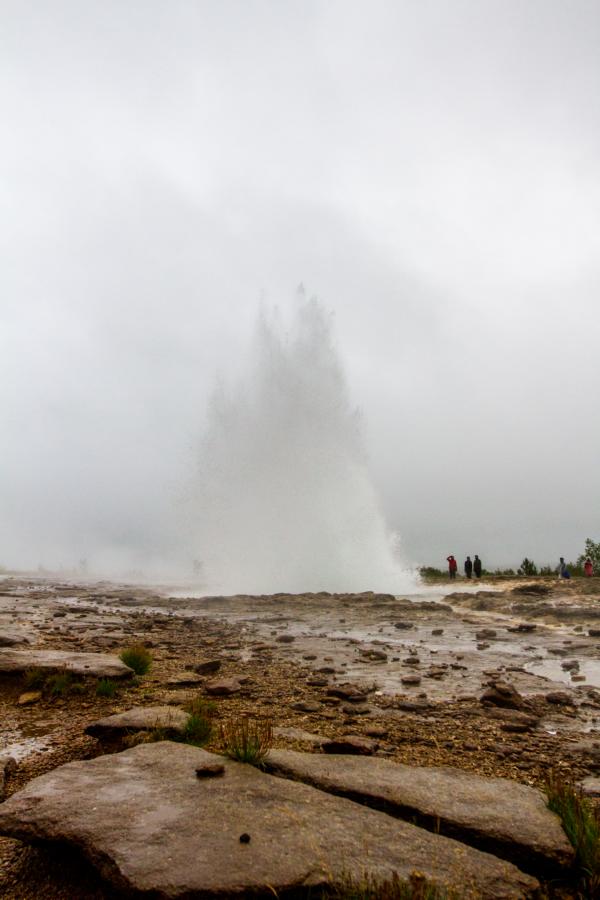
546, 770, 600, 897
119, 644, 152, 676
45, 671, 72, 697
316, 871, 457, 899
23, 668, 45, 690
96, 678, 118, 698
219, 717, 273, 765
182, 713, 212, 747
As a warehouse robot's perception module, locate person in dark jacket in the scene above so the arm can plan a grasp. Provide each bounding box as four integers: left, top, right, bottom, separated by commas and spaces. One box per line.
464, 556, 473, 578
446, 555, 457, 579
473, 555, 482, 578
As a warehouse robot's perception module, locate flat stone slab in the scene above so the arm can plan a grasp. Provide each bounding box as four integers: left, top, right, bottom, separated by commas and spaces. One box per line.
0, 627, 35, 647
0, 742, 537, 898
265, 750, 573, 874
85, 707, 190, 741
0, 649, 134, 679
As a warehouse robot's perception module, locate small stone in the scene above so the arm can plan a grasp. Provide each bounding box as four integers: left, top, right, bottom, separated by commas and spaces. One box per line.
239, 832, 251, 843
195, 763, 225, 778
193, 660, 221, 675
18, 691, 42, 706
322, 736, 379, 755
545, 692, 574, 706
292, 701, 321, 713
276, 634, 295, 643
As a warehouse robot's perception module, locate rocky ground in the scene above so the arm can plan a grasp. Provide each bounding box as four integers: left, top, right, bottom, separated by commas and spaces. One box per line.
1, 575, 600, 897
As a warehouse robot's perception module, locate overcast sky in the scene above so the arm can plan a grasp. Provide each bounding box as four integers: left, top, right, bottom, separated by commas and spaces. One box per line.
1, 0, 599, 577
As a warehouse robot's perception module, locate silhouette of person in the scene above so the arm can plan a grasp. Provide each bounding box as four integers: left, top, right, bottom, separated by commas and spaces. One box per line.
446, 555, 457, 579
473, 555, 482, 578
584, 558, 593, 577
464, 556, 473, 579
558, 557, 571, 579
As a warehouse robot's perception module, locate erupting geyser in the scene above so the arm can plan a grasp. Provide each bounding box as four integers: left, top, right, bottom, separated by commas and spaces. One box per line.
187, 292, 414, 594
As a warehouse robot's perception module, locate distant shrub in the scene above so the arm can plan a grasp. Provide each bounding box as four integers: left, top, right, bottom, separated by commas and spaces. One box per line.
96, 678, 118, 698
518, 558, 538, 576
219, 717, 273, 765
120, 644, 152, 675
418, 566, 446, 579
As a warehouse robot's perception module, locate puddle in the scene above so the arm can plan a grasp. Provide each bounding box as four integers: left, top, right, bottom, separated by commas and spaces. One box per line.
525, 657, 600, 687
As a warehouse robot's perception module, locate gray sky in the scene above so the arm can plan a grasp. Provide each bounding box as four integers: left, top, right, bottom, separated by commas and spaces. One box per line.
1, 0, 599, 576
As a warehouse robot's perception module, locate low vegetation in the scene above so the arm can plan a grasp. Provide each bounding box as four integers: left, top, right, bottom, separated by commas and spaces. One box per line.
546, 771, 600, 897
316, 871, 457, 899
219, 717, 273, 765
23, 667, 45, 690
96, 678, 118, 698
23, 669, 85, 698
119, 644, 153, 675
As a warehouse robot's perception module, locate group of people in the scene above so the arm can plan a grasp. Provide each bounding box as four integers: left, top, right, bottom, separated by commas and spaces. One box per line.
559, 557, 594, 578
446, 554, 482, 579
445, 554, 595, 579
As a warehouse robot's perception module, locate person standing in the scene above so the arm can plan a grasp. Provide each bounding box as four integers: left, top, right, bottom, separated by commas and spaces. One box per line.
473, 555, 482, 578
446, 555, 457, 579
584, 558, 593, 577
464, 556, 473, 578
559, 557, 571, 579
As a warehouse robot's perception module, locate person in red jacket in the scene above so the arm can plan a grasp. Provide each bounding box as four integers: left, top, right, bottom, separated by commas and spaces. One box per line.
446, 555, 458, 579
584, 558, 593, 577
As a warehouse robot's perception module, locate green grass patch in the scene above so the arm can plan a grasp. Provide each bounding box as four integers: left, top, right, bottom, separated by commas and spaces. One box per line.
546, 771, 600, 897
119, 644, 152, 676
219, 717, 273, 765
45, 671, 73, 697
96, 678, 119, 698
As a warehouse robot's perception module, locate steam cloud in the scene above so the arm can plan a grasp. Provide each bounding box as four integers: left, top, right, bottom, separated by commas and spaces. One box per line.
185, 293, 414, 594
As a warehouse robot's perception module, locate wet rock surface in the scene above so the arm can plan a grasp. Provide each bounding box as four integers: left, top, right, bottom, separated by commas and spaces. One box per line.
2, 574, 600, 897
0, 649, 133, 679
85, 706, 190, 744
264, 749, 574, 873
0, 742, 538, 898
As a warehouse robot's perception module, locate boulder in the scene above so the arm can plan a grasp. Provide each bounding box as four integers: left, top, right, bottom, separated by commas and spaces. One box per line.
0, 649, 133, 679
204, 677, 241, 696
0, 742, 538, 898
193, 659, 221, 675
85, 706, 189, 744
480, 680, 524, 710
264, 750, 573, 875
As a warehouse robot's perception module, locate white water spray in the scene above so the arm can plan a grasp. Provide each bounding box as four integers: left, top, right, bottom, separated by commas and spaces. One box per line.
186, 293, 414, 594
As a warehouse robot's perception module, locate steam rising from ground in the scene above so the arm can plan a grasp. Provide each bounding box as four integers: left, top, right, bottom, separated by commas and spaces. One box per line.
187, 294, 414, 594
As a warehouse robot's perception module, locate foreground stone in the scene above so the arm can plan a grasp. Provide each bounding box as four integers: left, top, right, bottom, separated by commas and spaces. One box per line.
264, 750, 573, 874
0, 649, 133, 679
85, 706, 189, 745
0, 627, 34, 647
0, 742, 538, 898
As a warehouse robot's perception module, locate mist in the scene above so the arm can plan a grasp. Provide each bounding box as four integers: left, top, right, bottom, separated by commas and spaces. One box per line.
1, 1, 599, 579
182, 293, 412, 593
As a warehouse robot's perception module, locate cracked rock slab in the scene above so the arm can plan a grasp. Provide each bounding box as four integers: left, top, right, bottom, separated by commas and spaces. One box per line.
85, 706, 190, 742
0, 649, 133, 679
264, 750, 573, 874
0, 742, 537, 898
